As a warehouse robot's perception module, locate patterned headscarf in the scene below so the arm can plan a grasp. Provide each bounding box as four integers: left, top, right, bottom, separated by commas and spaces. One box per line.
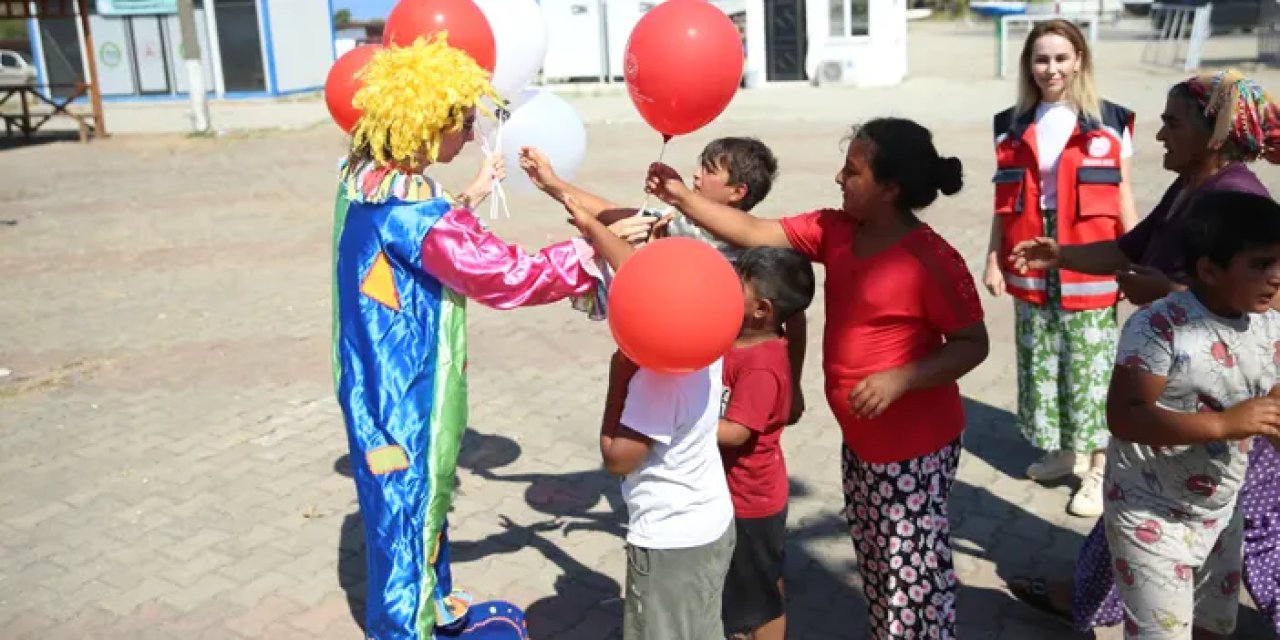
1181, 68, 1280, 163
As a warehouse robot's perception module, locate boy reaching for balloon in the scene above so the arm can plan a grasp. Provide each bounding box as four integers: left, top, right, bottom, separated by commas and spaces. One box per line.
518, 139, 809, 425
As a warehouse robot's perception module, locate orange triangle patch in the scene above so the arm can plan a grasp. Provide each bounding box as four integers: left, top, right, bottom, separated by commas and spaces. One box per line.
360, 251, 401, 311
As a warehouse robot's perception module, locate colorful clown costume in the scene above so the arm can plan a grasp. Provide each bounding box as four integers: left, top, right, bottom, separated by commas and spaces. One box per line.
333, 162, 600, 639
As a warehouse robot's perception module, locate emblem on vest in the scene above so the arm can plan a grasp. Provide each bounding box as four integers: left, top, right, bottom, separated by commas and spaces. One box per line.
1087, 136, 1112, 158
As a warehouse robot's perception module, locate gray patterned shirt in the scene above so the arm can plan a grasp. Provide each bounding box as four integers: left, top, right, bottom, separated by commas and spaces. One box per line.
1108, 290, 1280, 520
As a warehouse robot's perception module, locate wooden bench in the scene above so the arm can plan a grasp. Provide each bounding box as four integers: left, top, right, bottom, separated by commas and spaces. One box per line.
0, 83, 101, 142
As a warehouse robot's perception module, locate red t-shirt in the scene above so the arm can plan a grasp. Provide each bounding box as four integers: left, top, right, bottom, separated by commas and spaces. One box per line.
780, 210, 984, 463
720, 338, 792, 518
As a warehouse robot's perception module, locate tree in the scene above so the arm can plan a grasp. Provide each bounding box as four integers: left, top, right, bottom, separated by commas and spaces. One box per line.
334, 9, 353, 28
0, 21, 28, 41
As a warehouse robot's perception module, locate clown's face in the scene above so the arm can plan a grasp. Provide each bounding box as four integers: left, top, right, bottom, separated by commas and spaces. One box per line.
432, 109, 477, 164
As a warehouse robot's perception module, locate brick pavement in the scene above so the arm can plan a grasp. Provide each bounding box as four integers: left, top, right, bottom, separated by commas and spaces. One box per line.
5, 22, 1280, 640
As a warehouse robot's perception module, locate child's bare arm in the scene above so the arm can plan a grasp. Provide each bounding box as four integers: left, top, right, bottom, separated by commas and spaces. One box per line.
601, 425, 653, 476
519, 146, 635, 224
717, 419, 753, 447
646, 163, 791, 248
565, 195, 635, 272
1107, 368, 1280, 445
783, 313, 808, 424
1265, 385, 1280, 450
600, 351, 653, 476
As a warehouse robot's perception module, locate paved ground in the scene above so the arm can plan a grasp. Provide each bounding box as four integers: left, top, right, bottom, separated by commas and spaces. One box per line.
3, 20, 1280, 640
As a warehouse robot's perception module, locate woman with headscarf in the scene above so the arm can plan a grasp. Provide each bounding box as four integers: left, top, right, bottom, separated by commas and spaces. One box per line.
1005, 68, 1280, 636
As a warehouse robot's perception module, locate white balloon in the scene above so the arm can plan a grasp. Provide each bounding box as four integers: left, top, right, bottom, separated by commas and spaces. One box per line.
476, 0, 549, 100
479, 88, 586, 194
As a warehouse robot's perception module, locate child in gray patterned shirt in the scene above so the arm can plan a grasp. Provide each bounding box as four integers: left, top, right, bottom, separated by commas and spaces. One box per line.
1105, 191, 1280, 639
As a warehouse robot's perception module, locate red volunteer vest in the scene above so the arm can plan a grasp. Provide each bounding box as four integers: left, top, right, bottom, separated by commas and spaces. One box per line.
992, 101, 1134, 311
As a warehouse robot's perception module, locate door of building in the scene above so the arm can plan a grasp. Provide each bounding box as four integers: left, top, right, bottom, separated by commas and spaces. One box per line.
765, 0, 807, 81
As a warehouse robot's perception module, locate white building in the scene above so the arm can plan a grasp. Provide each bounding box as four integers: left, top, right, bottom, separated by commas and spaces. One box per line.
799, 0, 907, 86
539, 0, 906, 87
27, 0, 334, 100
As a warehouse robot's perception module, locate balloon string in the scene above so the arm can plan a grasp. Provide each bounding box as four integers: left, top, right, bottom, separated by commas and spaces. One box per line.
634, 137, 671, 219
480, 114, 512, 220
495, 112, 511, 218
480, 135, 499, 220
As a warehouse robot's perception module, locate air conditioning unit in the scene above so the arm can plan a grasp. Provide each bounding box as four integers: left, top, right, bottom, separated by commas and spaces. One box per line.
813, 58, 857, 86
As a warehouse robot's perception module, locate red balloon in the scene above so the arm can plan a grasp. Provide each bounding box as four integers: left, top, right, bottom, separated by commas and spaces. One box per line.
624, 0, 744, 138
325, 45, 380, 133
383, 0, 497, 72
608, 238, 743, 374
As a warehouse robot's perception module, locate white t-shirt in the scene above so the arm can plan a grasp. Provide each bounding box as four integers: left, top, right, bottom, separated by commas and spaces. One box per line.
618, 360, 734, 549
1035, 101, 1134, 210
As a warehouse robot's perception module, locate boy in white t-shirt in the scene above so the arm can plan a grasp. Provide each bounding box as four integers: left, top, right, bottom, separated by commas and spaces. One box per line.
553, 182, 736, 640
608, 354, 735, 640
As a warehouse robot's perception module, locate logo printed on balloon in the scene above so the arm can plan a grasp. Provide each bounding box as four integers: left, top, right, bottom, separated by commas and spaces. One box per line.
623, 0, 744, 138
623, 52, 653, 105
624, 51, 639, 78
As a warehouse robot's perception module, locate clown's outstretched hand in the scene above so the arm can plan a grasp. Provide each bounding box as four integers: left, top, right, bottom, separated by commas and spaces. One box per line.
461, 153, 505, 208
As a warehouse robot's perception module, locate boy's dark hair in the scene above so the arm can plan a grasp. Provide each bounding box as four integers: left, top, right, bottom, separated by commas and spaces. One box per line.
735, 247, 816, 327
699, 137, 779, 212
1182, 191, 1280, 275
848, 118, 963, 213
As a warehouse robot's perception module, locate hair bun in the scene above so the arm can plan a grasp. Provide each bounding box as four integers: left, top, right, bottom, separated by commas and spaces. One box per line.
935, 156, 964, 196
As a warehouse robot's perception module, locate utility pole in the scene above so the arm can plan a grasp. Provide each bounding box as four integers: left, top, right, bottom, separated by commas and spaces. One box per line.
177, 0, 210, 133
76, 0, 107, 137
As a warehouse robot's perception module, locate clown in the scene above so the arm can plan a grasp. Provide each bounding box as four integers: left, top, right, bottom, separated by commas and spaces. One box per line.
331, 37, 602, 640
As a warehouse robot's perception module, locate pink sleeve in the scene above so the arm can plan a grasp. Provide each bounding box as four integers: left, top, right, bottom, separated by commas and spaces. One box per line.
420, 207, 599, 310
779, 210, 830, 262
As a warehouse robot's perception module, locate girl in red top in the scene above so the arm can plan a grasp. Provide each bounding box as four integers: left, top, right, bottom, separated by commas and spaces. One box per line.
646, 117, 989, 639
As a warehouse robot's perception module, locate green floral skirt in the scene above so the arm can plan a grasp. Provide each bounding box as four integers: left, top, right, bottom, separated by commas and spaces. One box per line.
1014, 209, 1117, 454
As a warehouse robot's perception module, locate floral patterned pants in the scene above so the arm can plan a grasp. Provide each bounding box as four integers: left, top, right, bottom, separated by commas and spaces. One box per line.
841, 440, 961, 639
1014, 301, 1117, 454
1014, 208, 1118, 455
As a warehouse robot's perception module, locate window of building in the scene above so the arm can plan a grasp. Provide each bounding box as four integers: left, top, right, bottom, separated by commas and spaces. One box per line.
828, 0, 869, 38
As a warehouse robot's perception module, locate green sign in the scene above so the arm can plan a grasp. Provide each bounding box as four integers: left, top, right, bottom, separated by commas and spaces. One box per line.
100, 41, 122, 67
96, 0, 178, 16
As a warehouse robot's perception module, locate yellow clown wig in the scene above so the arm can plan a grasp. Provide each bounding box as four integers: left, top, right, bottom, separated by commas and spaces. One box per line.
350, 34, 500, 167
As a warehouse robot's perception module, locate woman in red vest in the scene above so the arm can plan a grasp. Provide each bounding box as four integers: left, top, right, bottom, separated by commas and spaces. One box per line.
983, 19, 1138, 518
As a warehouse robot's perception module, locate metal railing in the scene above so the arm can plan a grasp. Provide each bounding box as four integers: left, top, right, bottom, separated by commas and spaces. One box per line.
1141, 2, 1213, 72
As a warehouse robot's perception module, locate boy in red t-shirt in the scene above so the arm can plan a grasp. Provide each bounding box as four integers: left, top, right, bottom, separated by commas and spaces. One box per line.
719, 247, 816, 640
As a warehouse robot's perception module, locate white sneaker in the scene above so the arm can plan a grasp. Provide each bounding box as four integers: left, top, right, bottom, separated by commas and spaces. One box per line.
1026, 450, 1086, 482
1068, 468, 1105, 517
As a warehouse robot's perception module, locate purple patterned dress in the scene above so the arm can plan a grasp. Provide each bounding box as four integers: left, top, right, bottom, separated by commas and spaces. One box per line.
1072, 165, 1280, 633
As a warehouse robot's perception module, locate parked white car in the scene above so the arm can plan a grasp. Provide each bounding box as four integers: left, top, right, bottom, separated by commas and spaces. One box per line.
0, 50, 35, 88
